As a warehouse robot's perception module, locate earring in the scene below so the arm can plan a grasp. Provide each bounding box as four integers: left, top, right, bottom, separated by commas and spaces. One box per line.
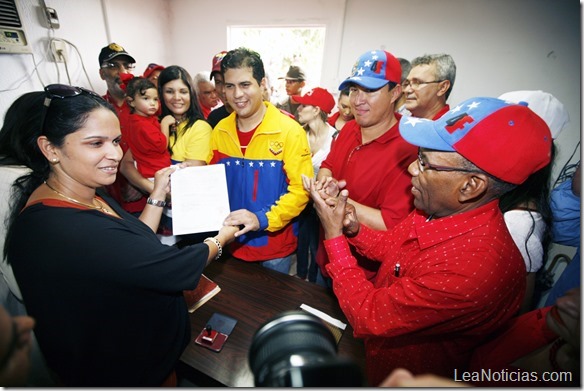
52, 158, 59, 163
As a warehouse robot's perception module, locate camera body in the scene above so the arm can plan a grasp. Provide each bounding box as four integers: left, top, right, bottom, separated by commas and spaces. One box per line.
249, 311, 364, 387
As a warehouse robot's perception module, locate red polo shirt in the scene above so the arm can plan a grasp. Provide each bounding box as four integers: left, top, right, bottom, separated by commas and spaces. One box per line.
318, 115, 417, 280
433, 104, 450, 120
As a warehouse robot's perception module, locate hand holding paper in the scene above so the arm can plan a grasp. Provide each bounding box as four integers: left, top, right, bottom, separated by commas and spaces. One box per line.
170, 164, 231, 235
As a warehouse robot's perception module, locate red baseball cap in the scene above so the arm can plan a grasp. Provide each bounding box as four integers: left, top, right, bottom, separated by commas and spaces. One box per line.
211, 51, 228, 79
292, 87, 335, 114
143, 63, 164, 79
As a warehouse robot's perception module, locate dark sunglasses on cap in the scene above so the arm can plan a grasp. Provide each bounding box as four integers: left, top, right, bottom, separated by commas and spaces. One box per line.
40, 84, 104, 134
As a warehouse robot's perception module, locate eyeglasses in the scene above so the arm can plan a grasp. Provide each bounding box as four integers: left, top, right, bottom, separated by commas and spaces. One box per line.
417, 149, 481, 174
100, 62, 136, 71
40, 84, 103, 134
402, 79, 444, 89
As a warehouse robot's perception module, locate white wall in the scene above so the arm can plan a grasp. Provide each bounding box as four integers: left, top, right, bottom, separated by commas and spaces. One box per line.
0, 0, 580, 180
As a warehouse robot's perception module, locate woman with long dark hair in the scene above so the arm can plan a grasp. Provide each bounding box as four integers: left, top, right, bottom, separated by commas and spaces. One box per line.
0, 86, 237, 386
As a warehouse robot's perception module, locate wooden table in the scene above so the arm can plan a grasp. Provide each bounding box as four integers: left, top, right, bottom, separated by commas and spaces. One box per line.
178, 257, 365, 387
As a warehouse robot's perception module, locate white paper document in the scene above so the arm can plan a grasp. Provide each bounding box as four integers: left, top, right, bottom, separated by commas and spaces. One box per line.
170, 164, 231, 235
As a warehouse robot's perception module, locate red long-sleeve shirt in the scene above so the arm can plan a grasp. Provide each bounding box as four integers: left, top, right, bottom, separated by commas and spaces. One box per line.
325, 200, 525, 386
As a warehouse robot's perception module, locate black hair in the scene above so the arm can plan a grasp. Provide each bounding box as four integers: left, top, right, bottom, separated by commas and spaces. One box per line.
126, 77, 156, 113
221, 47, 266, 86
0, 89, 115, 259
157, 65, 204, 153
498, 143, 556, 272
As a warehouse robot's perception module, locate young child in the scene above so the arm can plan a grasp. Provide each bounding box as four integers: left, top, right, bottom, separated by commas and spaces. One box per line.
124, 77, 172, 182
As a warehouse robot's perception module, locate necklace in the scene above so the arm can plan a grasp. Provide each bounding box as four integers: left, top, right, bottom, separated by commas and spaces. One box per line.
44, 181, 112, 214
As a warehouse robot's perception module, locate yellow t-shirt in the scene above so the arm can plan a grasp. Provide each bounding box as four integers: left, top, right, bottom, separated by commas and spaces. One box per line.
169, 119, 212, 163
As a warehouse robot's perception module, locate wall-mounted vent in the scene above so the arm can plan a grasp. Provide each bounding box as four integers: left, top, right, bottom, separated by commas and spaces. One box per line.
0, 0, 32, 54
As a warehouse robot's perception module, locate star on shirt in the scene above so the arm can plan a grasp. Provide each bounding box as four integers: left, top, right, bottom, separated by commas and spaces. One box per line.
270, 162, 276, 167
235, 160, 241, 165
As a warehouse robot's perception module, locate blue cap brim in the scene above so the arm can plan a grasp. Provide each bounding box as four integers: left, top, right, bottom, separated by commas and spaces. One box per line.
398, 116, 456, 152
338, 76, 389, 91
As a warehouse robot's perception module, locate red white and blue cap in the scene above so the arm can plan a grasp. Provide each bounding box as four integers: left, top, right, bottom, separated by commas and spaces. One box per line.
399, 97, 552, 184
338, 50, 402, 90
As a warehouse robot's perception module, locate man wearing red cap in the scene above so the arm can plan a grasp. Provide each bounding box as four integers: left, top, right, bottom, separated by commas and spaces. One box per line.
305, 97, 553, 385
207, 51, 233, 128
142, 63, 165, 88
316, 50, 417, 283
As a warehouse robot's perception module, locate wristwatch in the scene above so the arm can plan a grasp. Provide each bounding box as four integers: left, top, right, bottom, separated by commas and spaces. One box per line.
147, 197, 167, 207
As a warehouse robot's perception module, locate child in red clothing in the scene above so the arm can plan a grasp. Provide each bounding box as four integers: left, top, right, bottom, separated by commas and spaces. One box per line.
125, 77, 172, 180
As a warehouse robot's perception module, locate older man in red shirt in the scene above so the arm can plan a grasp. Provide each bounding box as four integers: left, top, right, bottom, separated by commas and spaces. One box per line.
305, 97, 553, 386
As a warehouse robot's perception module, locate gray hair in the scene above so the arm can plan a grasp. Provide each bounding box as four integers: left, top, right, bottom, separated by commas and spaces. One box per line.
193, 71, 214, 95
411, 54, 456, 100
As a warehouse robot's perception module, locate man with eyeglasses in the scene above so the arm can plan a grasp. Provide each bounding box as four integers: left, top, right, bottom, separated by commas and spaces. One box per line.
98, 43, 144, 211
403, 53, 456, 120
98, 43, 136, 114
313, 50, 417, 284
305, 97, 552, 385
276, 65, 307, 120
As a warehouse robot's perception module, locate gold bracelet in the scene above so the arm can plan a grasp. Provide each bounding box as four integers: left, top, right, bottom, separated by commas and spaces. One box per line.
204, 237, 222, 260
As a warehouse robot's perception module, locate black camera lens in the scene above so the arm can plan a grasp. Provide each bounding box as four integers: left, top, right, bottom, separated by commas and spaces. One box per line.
249, 311, 363, 387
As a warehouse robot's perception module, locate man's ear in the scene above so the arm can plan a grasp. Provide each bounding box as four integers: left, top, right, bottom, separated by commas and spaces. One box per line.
458, 173, 488, 202
99, 68, 106, 81
390, 84, 403, 104
37, 136, 59, 162
437, 80, 451, 98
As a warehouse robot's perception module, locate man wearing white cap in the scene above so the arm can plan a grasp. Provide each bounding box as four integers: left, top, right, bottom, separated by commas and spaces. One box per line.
305, 97, 553, 385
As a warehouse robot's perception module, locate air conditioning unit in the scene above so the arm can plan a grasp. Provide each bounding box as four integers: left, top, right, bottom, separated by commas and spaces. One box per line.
0, 0, 32, 54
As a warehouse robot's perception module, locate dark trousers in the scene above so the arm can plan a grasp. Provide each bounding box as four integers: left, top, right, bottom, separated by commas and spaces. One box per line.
296, 204, 319, 281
